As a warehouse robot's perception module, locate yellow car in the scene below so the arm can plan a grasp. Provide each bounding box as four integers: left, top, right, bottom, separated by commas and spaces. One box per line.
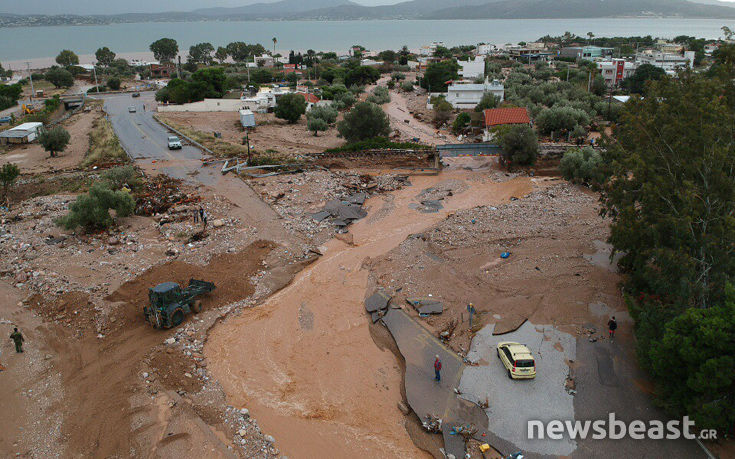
497, 342, 536, 379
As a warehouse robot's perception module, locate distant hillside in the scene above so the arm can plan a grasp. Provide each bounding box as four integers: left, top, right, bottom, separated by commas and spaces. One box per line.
422, 0, 735, 19
2, 0, 735, 27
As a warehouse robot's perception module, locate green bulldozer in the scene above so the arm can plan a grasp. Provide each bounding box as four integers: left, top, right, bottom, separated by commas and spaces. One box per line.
143, 279, 215, 329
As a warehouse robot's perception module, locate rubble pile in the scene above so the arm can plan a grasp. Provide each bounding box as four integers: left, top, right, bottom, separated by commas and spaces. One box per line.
135, 174, 200, 216
252, 170, 410, 243
427, 183, 596, 248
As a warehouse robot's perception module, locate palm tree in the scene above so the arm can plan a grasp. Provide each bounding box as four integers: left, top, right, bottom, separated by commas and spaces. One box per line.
272, 37, 277, 56
587, 32, 595, 44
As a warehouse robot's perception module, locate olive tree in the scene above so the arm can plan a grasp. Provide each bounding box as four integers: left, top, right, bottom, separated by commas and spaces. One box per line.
38, 126, 71, 158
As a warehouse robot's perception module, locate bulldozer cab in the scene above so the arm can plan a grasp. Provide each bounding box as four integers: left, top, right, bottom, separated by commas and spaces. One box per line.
149, 282, 181, 307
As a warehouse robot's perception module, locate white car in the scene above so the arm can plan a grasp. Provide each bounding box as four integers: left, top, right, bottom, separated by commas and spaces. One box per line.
128, 106, 137, 113
167, 136, 182, 150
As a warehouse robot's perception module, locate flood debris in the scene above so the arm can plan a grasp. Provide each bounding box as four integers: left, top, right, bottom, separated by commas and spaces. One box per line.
365, 290, 391, 313
406, 297, 444, 315
135, 174, 200, 216
423, 414, 443, 433
312, 193, 369, 230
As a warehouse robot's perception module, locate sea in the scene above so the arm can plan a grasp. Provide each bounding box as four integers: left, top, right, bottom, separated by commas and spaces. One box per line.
1, 18, 733, 68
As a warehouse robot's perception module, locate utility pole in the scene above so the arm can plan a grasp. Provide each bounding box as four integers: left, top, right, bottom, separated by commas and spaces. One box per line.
26, 62, 34, 101
587, 70, 592, 92
93, 63, 100, 93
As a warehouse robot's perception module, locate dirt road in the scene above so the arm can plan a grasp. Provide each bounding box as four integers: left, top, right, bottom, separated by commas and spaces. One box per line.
205, 170, 533, 458
384, 89, 455, 145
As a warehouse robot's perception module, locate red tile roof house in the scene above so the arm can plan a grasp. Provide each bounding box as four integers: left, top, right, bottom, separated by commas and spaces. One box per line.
482, 107, 531, 142
295, 92, 320, 111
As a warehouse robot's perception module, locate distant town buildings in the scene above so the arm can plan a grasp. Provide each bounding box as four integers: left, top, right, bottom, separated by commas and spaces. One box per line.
597, 59, 638, 87
635, 49, 695, 73
559, 46, 614, 60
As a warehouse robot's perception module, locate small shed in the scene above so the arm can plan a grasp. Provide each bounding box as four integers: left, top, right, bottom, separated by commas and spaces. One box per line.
0, 122, 43, 145
239, 109, 256, 128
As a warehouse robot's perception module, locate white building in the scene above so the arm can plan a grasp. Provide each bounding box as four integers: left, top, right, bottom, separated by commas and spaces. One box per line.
476, 44, 496, 56
419, 41, 445, 56
635, 50, 695, 74
458, 56, 485, 79
443, 78, 504, 109
597, 59, 638, 87
0, 122, 43, 144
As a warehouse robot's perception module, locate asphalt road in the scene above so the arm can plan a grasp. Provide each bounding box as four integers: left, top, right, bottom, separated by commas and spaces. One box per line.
96, 91, 297, 247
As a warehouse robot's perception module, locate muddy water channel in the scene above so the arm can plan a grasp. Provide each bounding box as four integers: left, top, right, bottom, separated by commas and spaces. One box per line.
205, 171, 533, 458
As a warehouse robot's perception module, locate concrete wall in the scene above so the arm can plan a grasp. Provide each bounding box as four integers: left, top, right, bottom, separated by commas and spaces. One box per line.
157, 98, 246, 113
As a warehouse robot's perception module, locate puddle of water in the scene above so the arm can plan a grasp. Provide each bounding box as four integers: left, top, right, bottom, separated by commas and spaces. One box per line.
583, 240, 621, 273
205, 171, 533, 459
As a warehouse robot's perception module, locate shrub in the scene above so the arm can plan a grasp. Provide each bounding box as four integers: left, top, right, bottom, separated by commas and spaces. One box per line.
45, 67, 74, 88
535, 106, 590, 136
433, 97, 453, 124
400, 81, 414, 92
307, 105, 338, 124
56, 182, 135, 231
500, 124, 538, 166
474, 93, 499, 112
452, 112, 471, 134
307, 117, 328, 136
337, 102, 391, 142
83, 117, 128, 167
366, 86, 391, 105
274, 93, 306, 123
102, 165, 141, 190
560, 147, 604, 185
107, 77, 121, 90
0, 163, 20, 206
38, 126, 71, 158
334, 91, 355, 109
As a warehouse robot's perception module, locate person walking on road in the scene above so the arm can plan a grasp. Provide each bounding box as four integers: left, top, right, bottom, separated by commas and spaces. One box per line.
608, 316, 617, 341
434, 355, 442, 382
10, 328, 24, 353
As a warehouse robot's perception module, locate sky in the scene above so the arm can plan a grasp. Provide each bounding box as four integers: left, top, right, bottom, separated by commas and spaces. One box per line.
0, 0, 397, 15
2, 0, 735, 15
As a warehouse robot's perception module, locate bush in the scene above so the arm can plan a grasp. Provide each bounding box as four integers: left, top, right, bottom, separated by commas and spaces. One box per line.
107, 77, 121, 90
500, 124, 538, 166
366, 86, 391, 105
83, 117, 128, 167
474, 93, 499, 112
38, 126, 71, 158
45, 67, 74, 88
274, 93, 306, 123
307, 105, 338, 124
535, 106, 590, 136
560, 147, 604, 185
400, 81, 414, 92
0, 163, 20, 205
334, 91, 355, 109
452, 112, 471, 134
102, 165, 140, 190
56, 182, 135, 231
433, 97, 453, 124
307, 117, 328, 136
337, 102, 391, 142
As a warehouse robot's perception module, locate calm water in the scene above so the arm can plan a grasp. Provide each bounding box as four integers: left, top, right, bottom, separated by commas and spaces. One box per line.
1, 18, 733, 61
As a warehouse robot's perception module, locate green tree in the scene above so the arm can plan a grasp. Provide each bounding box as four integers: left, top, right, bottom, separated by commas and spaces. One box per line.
0, 163, 20, 206
622, 63, 666, 95
150, 38, 178, 63
307, 117, 328, 136
452, 112, 471, 134
55, 49, 79, 67
274, 93, 306, 123
188, 42, 215, 65
499, 124, 538, 166
95, 47, 116, 67
601, 72, 735, 311
56, 182, 135, 231
433, 46, 452, 58
432, 97, 453, 124
421, 60, 460, 93
366, 86, 390, 105
107, 77, 121, 91
535, 106, 590, 136
560, 147, 604, 185
337, 102, 390, 142
474, 92, 499, 112
344, 66, 380, 87
647, 285, 735, 431
38, 126, 71, 158
225, 42, 265, 63
215, 46, 229, 64
307, 105, 338, 124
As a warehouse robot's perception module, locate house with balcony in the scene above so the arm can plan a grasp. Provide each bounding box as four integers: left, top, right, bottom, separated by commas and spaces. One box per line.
444, 78, 504, 110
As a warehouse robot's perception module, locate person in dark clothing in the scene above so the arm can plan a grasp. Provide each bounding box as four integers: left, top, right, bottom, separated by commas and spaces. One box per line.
608, 316, 618, 340
198, 206, 204, 222
434, 355, 442, 382
10, 328, 24, 353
